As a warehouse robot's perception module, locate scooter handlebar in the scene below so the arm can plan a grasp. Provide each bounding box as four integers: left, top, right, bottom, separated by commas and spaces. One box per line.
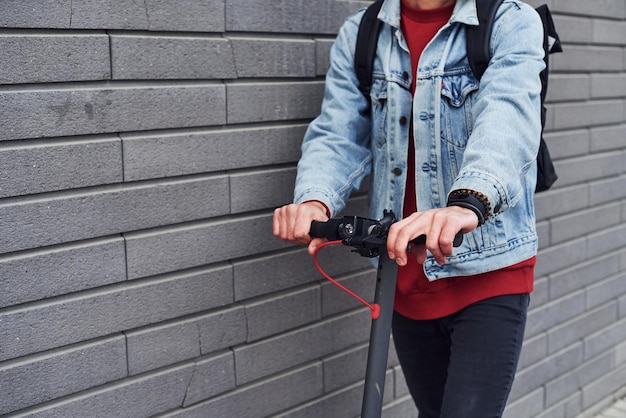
309, 210, 463, 257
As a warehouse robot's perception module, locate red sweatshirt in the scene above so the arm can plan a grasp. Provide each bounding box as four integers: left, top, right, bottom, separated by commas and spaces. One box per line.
395, 0, 535, 320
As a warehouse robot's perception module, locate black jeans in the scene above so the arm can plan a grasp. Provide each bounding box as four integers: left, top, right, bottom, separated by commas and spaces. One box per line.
392, 293, 530, 418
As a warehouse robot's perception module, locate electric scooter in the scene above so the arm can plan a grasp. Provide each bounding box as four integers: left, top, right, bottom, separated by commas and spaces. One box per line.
310, 210, 463, 418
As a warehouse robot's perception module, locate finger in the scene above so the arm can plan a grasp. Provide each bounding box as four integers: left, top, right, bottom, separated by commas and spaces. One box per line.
438, 223, 459, 257
387, 221, 410, 265
272, 207, 282, 237
307, 237, 328, 255
388, 215, 423, 266
413, 244, 427, 264
425, 217, 447, 265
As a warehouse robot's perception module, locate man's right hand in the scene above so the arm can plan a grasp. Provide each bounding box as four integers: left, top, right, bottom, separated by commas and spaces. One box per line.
273, 201, 330, 254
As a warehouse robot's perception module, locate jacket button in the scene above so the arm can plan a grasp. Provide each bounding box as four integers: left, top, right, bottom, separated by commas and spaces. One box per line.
402, 71, 409, 80
393, 167, 403, 176
399, 116, 408, 125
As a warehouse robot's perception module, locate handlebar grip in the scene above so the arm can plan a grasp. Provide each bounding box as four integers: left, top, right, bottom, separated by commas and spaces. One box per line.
310, 219, 342, 241
409, 231, 464, 247
309, 220, 328, 239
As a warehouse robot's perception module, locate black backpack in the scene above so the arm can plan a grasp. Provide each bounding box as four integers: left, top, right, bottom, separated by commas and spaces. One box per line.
354, 0, 562, 192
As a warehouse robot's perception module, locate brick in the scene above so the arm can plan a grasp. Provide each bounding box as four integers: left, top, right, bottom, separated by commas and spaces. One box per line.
544, 128, 598, 160
582, 365, 626, 410
592, 73, 626, 100
587, 273, 626, 310
322, 344, 368, 392
549, 252, 621, 300
534, 183, 589, 221
531, 276, 549, 307
584, 318, 626, 361
381, 396, 419, 418
245, 285, 322, 342
182, 352, 236, 407
0, 265, 233, 362
0, 0, 71, 28
0, 136, 122, 198
126, 321, 202, 375
518, 333, 548, 370
0, 176, 229, 254
547, 304, 617, 354
617, 340, 626, 365
125, 307, 246, 375
125, 214, 284, 280
0, 335, 127, 415
553, 0, 625, 19
233, 243, 373, 301
552, 46, 625, 73
526, 290, 586, 337
589, 175, 626, 206
535, 238, 587, 278
197, 307, 248, 355
393, 364, 410, 398
535, 220, 550, 250
545, 351, 613, 407
316, 39, 334, 76
276, 373, 395, 418
509, 343, 583, 401
70, 0, 149, 29
594, 18, 626, 45
550, 202, 622, 244
230, 37, 316, 78
542, 392, 584, 418
230, 167, 296, 213
111, 35, 235, 80
587, 224, 626, 259
273, 381, 363, 418
590, 124, 626, 152
121, 124, 306, 181
0, 85, 226, 141
227, 81, 324, 124
144, 0, 225, 32
551, 15, 593, 45
225, 0, 368, 34
546, 74, 591, 103
161, 363, 323, 418
234, 309, 370, 385
18, 363, 195, 418
0, 237, 126, 308
554, 151, 624, 188
551, 100, 624, 133
322, 270, 377, 317
503, 387, 544, 418
523, 0, 554, 10
0, 34, 110, 84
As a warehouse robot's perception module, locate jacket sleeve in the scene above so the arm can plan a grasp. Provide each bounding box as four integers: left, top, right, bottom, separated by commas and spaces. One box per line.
293, 13, 373, 217
450, 2, 545, 216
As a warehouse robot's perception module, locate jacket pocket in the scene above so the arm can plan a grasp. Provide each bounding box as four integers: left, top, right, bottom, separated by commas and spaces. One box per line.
440, 72, 478, 149
370, 78, 388, 151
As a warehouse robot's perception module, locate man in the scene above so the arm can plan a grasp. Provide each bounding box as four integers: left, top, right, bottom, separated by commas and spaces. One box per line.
273, 0, 544, 416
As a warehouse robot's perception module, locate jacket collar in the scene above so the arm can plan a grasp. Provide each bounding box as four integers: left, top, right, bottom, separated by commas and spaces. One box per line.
378, 0, 479, 29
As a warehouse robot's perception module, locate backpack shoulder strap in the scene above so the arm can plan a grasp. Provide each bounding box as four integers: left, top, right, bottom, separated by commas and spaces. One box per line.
354, 0, 385, 97
533, 4, 562, 192
465, 0, 504, 81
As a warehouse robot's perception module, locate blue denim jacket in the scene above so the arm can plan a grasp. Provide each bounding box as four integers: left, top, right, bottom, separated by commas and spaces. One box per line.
294, 0, 545, 280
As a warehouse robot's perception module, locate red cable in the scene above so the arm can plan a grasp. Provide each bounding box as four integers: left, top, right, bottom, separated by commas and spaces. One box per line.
313, 240, 380, 319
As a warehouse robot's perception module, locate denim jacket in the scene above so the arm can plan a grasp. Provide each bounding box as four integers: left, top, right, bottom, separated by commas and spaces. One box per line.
294, 0, 545, 280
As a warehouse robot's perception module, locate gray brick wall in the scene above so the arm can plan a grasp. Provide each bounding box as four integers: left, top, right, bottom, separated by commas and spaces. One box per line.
0, 1, 623, 418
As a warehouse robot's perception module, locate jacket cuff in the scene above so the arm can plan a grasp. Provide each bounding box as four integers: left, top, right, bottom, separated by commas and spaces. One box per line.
447, 189, 492, 226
